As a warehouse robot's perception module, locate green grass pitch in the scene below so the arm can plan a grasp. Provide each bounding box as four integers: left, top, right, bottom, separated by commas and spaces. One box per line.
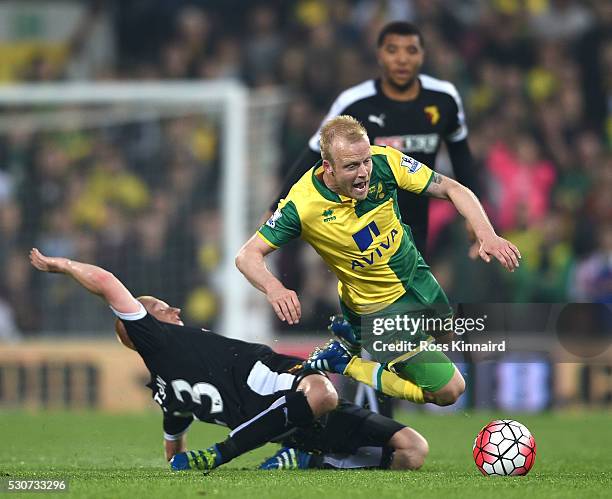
2, 410, 611, 498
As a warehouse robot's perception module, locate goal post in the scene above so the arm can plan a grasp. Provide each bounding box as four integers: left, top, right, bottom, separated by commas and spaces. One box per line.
0, 81, 277, 341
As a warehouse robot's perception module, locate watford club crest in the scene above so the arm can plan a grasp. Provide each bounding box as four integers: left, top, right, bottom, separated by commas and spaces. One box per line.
424, 105, 440, 125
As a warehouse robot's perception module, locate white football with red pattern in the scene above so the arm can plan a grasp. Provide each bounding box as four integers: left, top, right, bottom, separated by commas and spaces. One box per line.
473, 420, 536, 476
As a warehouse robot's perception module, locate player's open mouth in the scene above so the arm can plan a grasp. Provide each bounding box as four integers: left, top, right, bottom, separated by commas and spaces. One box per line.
353, 180, 369, 194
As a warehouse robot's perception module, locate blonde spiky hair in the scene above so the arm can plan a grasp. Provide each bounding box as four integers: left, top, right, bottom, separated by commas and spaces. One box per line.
319, 115, 368, 165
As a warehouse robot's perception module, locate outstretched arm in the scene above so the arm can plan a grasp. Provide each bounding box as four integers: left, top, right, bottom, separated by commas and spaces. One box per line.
235, 235, 301, 324
423, 174, 521, 272
29, 248, 141, 314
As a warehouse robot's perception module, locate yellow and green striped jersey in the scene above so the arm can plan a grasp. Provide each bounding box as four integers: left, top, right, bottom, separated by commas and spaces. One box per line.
258, 145, 435, 315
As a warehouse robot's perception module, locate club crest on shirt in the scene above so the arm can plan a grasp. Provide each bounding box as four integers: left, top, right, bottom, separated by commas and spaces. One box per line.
424, 105, 440, 125
401, 155, 422, 173
368, 181, 385, 200
266, 209, 282, 228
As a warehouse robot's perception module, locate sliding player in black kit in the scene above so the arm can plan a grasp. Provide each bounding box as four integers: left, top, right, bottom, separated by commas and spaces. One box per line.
29, 248, 428, 472
266, 21, 479, 417
29, 248, 337, 471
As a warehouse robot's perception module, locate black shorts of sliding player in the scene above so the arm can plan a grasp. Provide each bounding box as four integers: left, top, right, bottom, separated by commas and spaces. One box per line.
215, 390, 314, 464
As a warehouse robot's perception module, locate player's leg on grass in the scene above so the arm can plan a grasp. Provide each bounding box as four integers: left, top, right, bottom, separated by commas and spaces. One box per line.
276, 404, 429, 470
387, 427, 429, 470
171, 374, 337, 471
315, 417, 428, 470
306, 429, 428, 471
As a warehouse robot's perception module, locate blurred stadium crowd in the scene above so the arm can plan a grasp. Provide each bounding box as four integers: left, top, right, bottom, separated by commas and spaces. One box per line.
0, 0, 610, 339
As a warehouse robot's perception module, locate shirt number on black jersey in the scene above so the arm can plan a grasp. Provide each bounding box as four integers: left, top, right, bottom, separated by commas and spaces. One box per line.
171, 379, 224, 414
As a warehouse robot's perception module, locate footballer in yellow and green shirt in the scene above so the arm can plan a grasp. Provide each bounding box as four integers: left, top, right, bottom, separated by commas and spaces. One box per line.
237, 115, 520, 405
